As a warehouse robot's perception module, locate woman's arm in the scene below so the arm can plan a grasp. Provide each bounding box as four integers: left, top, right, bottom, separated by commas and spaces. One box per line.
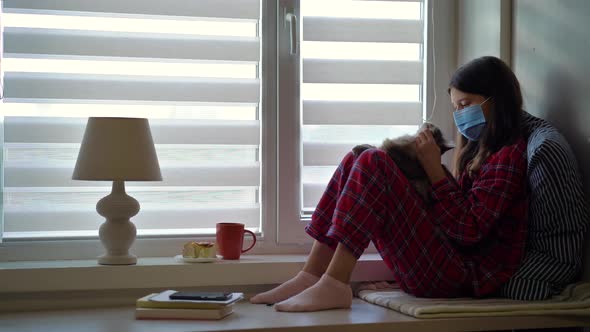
429, 140, 527, 246
415, 129, 451, 184
423, 163, 447, 184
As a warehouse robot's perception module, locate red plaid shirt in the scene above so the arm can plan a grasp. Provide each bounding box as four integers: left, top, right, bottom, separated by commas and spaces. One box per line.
430, 138, 528, 296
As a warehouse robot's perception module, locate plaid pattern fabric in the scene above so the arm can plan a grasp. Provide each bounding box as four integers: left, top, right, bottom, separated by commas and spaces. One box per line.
431, 138, 528, 297
306, 140, 528, 298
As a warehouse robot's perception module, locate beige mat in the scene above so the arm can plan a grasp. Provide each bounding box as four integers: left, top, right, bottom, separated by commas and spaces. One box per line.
357, 282, 590, 318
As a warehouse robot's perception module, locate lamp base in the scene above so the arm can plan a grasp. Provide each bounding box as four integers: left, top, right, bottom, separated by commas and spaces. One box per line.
96, 180, 140, 266
98, 253, 137, 265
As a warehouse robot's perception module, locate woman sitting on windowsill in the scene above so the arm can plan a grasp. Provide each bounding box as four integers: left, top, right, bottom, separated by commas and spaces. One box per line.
251, 56, 529, 312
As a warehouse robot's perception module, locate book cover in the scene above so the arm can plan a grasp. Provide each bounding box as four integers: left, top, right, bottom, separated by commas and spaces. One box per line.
135, 305, 233, 320
137, 291, 243, 310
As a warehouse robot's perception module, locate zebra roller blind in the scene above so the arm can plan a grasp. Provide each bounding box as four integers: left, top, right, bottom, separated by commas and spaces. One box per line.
1, 0, 262, 240
300, 0, 424, 214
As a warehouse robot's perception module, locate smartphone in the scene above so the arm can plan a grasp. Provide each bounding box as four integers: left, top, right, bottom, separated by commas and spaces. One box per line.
169, 291, 232, 301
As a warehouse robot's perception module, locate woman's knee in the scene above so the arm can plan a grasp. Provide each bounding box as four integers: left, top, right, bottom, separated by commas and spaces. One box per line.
345, 148, 388, 166
356, 148, 391, 169
336, 151, 358, 174
358, 148, 387, 159
342, 150, 356, 162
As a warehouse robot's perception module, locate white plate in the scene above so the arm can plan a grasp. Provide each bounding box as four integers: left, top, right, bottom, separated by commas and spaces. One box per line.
174, 254, 220, 263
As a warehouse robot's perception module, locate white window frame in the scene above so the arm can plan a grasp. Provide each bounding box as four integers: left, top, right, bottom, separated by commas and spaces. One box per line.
0, 0, 295, 262
276, 0, 306, 244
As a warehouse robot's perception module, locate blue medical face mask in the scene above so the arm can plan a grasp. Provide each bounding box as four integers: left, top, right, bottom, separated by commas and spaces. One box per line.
453, 97, 491, 141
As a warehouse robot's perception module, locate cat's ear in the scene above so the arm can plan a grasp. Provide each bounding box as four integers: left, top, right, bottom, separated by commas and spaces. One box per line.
420, 122, 434, 132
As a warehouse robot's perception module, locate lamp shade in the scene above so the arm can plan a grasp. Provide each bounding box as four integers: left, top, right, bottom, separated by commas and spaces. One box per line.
72, 117, 162, 181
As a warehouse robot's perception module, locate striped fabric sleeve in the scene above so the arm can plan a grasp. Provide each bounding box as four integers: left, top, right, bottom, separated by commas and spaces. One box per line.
430, 141, 527, 246
500, 118, 590, 300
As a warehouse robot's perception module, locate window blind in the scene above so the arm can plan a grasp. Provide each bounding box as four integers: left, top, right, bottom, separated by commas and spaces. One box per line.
300, 0, 424, 214
1, 0, 262, 240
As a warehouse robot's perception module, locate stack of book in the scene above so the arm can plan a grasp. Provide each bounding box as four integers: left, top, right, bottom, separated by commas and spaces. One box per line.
136, 290, 243, 320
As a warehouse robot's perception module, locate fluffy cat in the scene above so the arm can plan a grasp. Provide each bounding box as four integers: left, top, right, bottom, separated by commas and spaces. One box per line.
351, 122, 454, 204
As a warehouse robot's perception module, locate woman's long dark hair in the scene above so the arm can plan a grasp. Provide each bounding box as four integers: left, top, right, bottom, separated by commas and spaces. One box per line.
449, 56, 523, 176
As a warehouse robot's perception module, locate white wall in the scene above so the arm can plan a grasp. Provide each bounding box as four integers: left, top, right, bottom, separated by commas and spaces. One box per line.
457, 0, 511, 66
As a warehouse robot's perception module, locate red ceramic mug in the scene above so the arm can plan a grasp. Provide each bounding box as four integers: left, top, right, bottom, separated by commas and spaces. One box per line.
216, 223, 257, 260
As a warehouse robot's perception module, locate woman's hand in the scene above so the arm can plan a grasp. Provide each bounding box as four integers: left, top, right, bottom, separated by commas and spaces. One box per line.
416, 129, 447, 183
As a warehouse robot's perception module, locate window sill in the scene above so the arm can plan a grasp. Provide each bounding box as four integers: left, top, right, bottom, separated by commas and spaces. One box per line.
2, 299, 589, 332
2, 255, 590, 331
0, 254, 391, 293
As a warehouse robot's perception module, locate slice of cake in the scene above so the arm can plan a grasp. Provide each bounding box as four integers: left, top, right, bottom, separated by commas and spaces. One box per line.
182, 241, 216, 258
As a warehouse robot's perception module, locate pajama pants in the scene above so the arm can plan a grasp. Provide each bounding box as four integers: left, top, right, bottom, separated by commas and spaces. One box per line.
305, 149, 470, 297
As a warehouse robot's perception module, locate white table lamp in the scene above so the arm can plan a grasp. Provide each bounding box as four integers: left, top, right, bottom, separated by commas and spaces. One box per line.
73, 117, 162, 265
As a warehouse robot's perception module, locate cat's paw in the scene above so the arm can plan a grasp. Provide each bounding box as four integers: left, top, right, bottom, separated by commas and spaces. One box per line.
352, 144, 376, 157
